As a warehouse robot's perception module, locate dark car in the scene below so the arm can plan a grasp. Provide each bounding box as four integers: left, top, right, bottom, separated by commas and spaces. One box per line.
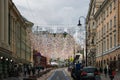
80, 66, 101, 80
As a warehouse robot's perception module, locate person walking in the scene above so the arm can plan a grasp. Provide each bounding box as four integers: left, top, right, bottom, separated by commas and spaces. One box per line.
24, 67, 27, 77
108, 67, 116, 80
32, 67, 35, 76
104, 67, 107, 77
99, 67, 103, 73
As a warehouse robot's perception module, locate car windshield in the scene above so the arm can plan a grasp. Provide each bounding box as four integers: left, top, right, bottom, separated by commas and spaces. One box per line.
83, 68, 96, 73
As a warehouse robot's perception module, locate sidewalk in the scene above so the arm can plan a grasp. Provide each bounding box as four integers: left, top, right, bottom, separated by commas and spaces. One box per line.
2, 68, 53, 80
2, 74, 29, 80
37, 69, 55, 80
101, 72, 120, 80
64, 68, 73, 80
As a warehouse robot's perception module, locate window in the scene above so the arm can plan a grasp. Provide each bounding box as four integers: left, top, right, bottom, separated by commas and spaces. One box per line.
107, 22, 109, 31
106, 7, 108, 17
104, 40, 106, 52
103, 11, 105, 20
110, 36, 112, 48
114, 16, 116, 27
110, 20, 112, 29
114, 0, 116, 9
8, 12, 11, 45
103, 26, 105, 34
98, 31, 100, 39
110, 3, 112, 13
102, 27, 103, 35
104, 25, 106, 34
102, 40, 104, 52
107, 38, 109, 50
114, 33, 116, 47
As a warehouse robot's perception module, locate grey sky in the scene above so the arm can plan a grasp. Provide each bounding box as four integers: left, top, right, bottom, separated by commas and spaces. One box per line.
12, 0, 90, 46
13, 0, 90, 26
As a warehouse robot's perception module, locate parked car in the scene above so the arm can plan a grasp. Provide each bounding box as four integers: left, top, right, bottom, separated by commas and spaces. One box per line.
80, 66, 101, 80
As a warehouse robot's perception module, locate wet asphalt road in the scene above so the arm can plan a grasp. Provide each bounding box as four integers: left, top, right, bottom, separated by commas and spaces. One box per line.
47, 69, 71, 80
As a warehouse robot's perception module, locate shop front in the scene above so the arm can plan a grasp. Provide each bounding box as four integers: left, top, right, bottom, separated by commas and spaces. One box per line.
0, 47, 14, 79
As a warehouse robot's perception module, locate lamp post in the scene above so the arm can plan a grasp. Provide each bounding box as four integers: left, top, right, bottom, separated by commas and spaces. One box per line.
77, 16, 87, 66
63, 32, 67, 38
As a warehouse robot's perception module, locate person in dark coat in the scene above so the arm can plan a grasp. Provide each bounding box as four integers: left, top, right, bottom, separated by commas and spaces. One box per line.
32, 67, 35, 76
104, 67, 107, 77
99, 67, 103, 73
27, 67, 31, 76
108, 67, 115, 80
24, 67, 27, 77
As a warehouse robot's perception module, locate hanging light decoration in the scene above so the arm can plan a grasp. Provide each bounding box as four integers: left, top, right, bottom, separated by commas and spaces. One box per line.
0, 56, 3, 59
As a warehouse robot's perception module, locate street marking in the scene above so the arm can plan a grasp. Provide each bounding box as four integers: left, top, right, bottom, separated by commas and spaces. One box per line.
56, 76, 60, 80
47, 70, 56, 80
63, 70, 70, 80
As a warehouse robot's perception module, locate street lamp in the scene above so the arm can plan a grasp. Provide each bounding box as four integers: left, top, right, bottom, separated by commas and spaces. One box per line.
53, 33, 56, 37
77, 16, 87, 66
63, 32, 67, 38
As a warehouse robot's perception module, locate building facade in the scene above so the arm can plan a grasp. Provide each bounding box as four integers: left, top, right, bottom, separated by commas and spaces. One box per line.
33, 49, 47, 69
95, 0, 120, 70
31, 30, 77, 64
86, 0, 104, 66
0, 0, 33, 78
87, 0, 120, 71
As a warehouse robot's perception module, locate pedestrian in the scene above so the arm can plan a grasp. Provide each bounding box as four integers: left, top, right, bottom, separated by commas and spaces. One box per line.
75, 61, 81, 80
108, 67, 115, 80
27, 66, 31, 76
99, 67, 103, 73
104, 67, 107, 77
24, 67, 27, 77
32, 67, 35, 76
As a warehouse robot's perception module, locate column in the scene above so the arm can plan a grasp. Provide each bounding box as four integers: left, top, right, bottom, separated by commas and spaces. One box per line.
0, 0, 5, 45
4, 0, 9, 48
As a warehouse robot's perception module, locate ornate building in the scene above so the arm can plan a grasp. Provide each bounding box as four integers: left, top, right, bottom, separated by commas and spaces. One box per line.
31, 30, 77, 64
0, 0, 33, 78
87, 0, 120, 71
95, 0, 120, 71
86, 0, 104, 66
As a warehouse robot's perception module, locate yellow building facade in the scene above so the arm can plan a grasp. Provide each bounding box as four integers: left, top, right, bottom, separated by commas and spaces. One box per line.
95, 0, 120, 70
86, 0, 104, 66
0, 0, 33, 78
87, 0, 120, 71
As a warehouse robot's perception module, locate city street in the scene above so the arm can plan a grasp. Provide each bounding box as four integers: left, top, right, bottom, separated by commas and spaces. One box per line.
1, 0, 120, 80
100, 72, 120, 80
47, 69, 71, 80
1, 68, 120, 80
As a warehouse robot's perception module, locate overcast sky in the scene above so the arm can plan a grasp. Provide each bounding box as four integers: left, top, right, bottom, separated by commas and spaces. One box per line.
12, 0, 90, 46
13, 0, 90, 26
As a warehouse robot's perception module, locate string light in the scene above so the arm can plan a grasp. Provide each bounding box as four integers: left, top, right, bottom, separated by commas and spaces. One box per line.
6, 58, 8, 61
0, 57, 3, 59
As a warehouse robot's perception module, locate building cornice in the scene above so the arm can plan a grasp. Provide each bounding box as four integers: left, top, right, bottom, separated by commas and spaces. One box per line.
94, 0, 109, 19
86, 0, 94, 22
96, 45, 120, 58
9, 0, 34, 27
